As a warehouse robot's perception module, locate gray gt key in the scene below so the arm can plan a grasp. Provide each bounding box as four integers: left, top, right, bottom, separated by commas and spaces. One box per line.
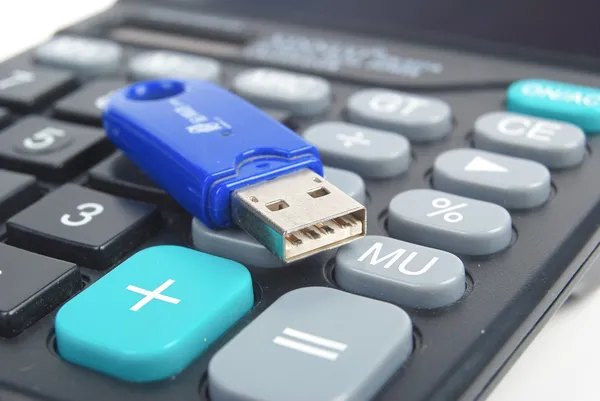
34, 35, 122, 78
473, 111, 586, 168
346, 88, 452, 141
128, 51, 222, 82
433, 148, 551, 209
303, 121, 411, 178
387, 189, 512, 255
232, 68, 331, 116
208, 286, 413, 401
335, 235, 465, 308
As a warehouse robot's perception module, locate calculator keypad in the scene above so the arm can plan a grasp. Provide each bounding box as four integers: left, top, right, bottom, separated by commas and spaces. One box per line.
0, 23, 598, 401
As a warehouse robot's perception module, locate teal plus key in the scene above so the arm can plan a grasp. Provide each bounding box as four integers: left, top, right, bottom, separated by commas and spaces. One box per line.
54, 245, 253, 382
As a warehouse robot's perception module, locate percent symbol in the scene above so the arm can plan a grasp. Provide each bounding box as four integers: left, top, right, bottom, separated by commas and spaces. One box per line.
427, 198, 467, 223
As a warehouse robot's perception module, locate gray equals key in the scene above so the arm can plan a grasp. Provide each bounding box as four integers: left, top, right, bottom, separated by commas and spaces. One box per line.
387, 189, 512, 256
433, 148, 551, 209
208, 287, 413, 401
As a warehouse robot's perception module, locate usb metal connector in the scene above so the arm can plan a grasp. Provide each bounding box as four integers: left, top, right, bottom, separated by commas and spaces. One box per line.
232, 169, 367, 263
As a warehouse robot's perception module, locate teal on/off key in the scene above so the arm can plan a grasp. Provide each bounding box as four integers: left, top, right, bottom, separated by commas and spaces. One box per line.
507, 78, 600, 134
55, 246, 253, 382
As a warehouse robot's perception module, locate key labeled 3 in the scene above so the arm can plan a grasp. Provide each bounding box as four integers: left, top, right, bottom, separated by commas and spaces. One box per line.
335, 235, 465, 308
473, 111, 586, 168
387, 189, 512, 255
7, 184, 160, 269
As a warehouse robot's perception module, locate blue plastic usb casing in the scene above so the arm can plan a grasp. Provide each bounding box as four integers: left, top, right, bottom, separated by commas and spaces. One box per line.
102, 79, 323, 229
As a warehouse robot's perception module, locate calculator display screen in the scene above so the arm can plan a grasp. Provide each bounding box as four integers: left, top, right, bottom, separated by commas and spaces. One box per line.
202, 0, 600, 61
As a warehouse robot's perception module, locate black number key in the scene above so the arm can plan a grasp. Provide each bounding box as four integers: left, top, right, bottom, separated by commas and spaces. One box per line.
0, 65, 75, 111
0, 116, 113, 180
0, 243, 80, 337
0, 170, 38, 221
7, 184, 161, 269
88, 152, 175, 205
54, 79, 127, 125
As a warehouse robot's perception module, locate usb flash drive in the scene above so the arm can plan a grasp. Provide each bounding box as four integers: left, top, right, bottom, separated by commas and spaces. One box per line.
102, 79, 366, 263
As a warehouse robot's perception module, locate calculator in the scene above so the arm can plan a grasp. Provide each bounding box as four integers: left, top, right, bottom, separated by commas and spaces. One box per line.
1, 0, 600, 400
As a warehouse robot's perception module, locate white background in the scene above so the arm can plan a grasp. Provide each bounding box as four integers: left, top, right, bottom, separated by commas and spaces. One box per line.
1, 1, 599, 400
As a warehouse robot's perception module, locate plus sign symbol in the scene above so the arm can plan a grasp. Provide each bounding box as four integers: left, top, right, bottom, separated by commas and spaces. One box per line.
126, 279, 181, 312
335, 131, 371, 148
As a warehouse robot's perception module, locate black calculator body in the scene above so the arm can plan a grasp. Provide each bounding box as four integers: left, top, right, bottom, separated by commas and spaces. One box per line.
1, 1, 600, 401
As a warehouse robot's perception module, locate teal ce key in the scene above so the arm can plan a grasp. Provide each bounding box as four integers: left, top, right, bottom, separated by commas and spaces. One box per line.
507, 78, 600, 134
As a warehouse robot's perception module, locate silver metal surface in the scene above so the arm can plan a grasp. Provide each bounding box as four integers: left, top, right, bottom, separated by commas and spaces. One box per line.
232, 169, 366, 263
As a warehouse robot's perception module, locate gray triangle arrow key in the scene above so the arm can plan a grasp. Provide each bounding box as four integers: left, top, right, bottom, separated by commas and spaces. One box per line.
432, 148, 551, 209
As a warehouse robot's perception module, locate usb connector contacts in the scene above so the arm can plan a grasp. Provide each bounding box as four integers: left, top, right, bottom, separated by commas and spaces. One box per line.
232, 169, 366, 263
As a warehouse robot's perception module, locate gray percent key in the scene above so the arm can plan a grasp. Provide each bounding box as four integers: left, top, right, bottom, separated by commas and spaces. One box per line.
387, 189, 512, 255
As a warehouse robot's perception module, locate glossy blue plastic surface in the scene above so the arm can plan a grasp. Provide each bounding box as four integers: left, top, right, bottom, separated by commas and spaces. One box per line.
102, 79, 323, 228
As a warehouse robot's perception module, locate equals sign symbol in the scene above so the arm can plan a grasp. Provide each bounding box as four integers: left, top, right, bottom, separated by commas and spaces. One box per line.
273, 327, 348, 361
